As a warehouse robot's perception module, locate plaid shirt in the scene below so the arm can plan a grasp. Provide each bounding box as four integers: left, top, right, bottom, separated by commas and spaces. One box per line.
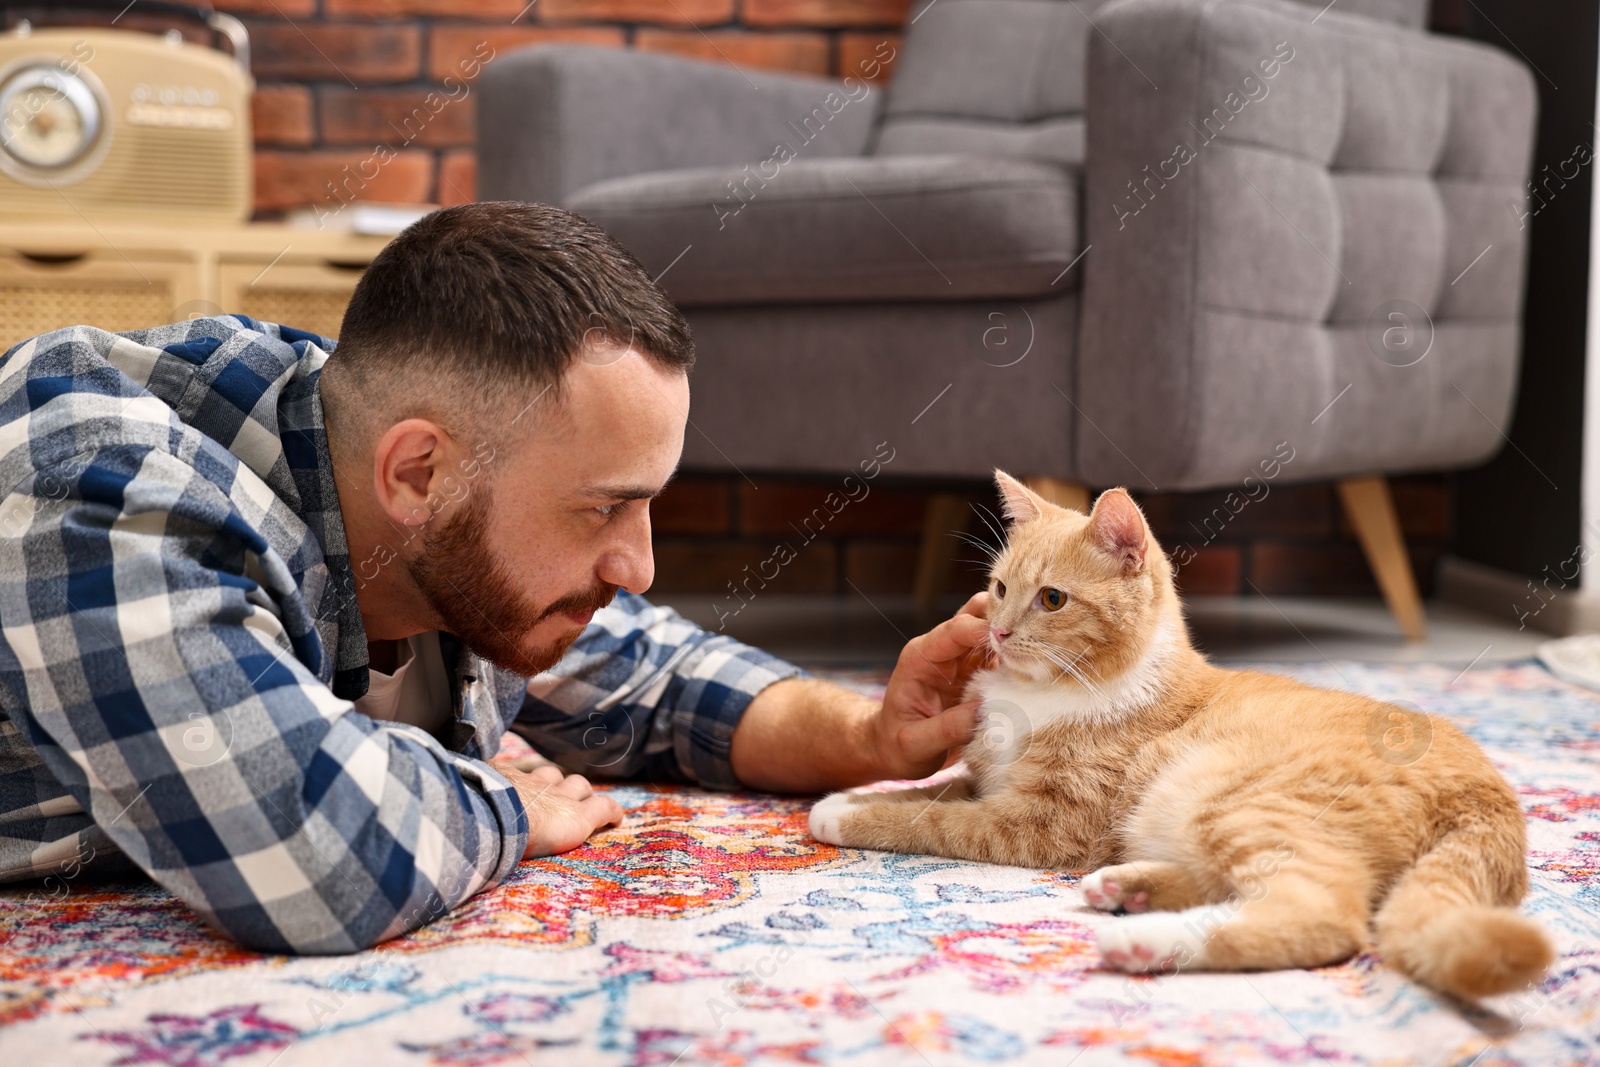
0, 316, 801, 954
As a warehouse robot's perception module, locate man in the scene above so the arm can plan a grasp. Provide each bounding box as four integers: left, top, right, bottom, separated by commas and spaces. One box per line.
0, 202, 987, 953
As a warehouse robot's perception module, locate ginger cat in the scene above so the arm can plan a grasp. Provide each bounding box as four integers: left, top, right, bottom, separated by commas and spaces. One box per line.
810, 471, 1553, 998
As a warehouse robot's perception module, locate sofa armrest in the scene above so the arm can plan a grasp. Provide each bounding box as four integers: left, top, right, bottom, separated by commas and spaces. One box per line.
477, 46, 882, 206
1076, 0, 1536, 491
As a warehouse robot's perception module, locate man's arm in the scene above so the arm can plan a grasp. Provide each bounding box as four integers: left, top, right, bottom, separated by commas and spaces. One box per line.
517, 591, 805, 789
0, 449, 530, 953
729, 595, 991, 792
517, 591, 990, 793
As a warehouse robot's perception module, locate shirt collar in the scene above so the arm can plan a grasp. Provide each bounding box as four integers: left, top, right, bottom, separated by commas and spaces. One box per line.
281, 368, 372, 700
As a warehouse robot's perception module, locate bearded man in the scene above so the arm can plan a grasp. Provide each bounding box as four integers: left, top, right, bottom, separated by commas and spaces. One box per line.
0, 202, 986, 953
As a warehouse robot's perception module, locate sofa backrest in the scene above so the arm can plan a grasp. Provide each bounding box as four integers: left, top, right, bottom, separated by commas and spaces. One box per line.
872, 0, 1106, 165
872, 0, 1429, 165
1303, 0, 1427, 25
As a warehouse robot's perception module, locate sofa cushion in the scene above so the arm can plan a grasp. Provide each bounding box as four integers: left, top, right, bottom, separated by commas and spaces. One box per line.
567, 154, 1080, 307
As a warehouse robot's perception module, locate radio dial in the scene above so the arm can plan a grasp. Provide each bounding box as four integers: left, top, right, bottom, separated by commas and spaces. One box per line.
0, 65, 102, 169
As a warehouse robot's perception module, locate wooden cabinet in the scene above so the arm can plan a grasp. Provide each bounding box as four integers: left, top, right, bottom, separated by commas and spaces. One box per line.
0, 250, 198, 343
0, 224, 392, 350
216, 259, 371, 341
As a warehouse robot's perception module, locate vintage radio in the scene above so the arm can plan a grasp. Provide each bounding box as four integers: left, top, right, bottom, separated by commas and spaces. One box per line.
0, 2, 252, 222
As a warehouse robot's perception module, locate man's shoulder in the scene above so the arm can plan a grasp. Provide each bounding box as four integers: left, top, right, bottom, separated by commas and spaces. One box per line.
0, 316, 360, 689
1, 315, 336, 410
0, 315, 337, 490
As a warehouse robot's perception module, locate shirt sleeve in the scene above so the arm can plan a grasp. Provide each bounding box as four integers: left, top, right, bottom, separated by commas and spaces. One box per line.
0, 447, 529, 954
515, 591, 806, 790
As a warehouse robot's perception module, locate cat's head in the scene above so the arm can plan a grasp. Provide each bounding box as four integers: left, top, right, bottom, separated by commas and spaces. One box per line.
983, 470, 1182, 686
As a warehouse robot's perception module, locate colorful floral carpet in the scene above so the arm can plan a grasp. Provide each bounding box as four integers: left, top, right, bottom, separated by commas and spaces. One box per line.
1, 659, 1597, 1066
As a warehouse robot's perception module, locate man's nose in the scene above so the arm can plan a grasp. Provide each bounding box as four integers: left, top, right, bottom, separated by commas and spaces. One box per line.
597, 511, 655, 594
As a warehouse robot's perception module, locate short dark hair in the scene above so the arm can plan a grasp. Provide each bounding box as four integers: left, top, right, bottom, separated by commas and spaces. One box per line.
332, 201, 693, 404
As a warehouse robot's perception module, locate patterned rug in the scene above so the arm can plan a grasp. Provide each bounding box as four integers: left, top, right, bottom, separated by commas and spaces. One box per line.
1, 659, 1597, 1066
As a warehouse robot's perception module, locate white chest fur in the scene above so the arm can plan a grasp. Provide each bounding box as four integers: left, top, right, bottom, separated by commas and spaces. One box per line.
968, 619, 1180, 794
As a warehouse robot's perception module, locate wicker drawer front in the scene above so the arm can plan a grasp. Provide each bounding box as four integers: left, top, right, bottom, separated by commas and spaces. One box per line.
0, 254, 196, 350
218, 261, 367, 342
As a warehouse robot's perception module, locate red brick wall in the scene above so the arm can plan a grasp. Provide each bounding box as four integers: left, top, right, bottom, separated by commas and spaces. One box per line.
231, 0, 1456, 215
648, 474, 1451, 601
218, 0, 1451, 602
222, 0, 907, 214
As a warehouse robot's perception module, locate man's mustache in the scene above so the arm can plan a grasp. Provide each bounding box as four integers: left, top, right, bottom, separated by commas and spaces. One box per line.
537, 582, 618, 622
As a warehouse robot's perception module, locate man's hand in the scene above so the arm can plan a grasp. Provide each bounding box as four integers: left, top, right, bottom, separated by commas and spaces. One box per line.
493, 755, 624, 858
867, 591, 992, 781
728, 593, 992, 793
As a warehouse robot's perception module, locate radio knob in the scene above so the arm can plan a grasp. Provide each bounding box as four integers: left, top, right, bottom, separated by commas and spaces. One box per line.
0, 65, 103, 170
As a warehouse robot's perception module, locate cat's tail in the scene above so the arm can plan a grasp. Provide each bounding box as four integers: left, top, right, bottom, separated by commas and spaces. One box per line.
1374, 819, 1554, 998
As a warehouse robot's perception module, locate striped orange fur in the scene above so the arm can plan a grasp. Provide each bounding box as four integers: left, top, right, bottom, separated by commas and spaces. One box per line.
810, 471, 1552, 997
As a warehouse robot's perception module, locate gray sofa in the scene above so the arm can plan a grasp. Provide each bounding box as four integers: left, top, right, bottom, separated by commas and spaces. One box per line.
478, 0, 1536, 638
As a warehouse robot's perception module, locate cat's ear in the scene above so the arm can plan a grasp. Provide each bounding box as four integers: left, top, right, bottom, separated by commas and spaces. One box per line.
1089, 488, 1148, 575
994, 469, 1046, 525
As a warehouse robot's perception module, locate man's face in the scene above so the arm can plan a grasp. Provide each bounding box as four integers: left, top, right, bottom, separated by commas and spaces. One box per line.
407, 346, 688, 676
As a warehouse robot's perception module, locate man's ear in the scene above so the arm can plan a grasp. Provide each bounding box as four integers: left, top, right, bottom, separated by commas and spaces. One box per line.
994, 469, 1047, 525
372, 419, 450, 527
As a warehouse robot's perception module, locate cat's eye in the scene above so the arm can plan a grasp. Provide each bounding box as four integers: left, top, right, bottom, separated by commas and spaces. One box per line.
994, 581, 1006, 599
1039, 587, 1067, 611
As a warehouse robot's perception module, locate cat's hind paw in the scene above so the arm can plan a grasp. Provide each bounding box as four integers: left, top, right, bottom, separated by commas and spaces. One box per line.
1096, 907, 1230, 974
808, 792, 854, 845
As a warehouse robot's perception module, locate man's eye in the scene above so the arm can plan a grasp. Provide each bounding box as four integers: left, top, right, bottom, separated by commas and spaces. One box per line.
995, 581, 1006, 598
595, 502, 623, 518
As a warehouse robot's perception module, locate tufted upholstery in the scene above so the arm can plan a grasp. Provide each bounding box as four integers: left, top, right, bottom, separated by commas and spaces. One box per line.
477, 47, 877, 208
872, 0, 1426, 168
570, 155, 1082, 307
872, 0, 1111, 165
1286, 0, 1428, 25
1076, 0, 1536, 490
478, 0, 1535, 490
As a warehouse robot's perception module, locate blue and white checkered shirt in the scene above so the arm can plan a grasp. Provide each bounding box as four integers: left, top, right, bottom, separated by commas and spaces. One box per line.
0, 316, 801, 953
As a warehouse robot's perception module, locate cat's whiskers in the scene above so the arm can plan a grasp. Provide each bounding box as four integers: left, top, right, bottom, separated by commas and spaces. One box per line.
1036, 644, 1109, 702
1072, 648, 1110, 686
1057, 646, 1110, 701
970, 502, 1008, 547
1035, 646, 1077, 684
951, 530, 1002, 565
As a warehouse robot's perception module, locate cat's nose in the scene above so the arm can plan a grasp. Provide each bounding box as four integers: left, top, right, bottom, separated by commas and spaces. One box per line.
990, 626, 1010, 643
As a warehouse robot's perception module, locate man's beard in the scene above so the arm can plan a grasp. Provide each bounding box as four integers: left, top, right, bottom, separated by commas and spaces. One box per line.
406, 484, 617, 677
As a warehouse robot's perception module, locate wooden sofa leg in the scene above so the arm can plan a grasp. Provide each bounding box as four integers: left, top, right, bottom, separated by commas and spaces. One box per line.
913, 493, 971, 614
1024, 476, 1091, 513
1336, 475, 1427, 641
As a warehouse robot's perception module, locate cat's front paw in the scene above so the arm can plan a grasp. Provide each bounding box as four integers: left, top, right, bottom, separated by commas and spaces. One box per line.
1097, 913, 1196, 973
809, 792, 855, 845
1096, 906, 1230, 973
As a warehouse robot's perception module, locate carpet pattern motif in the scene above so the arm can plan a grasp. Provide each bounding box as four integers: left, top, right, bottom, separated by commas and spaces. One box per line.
1, 660, 1597, 1066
